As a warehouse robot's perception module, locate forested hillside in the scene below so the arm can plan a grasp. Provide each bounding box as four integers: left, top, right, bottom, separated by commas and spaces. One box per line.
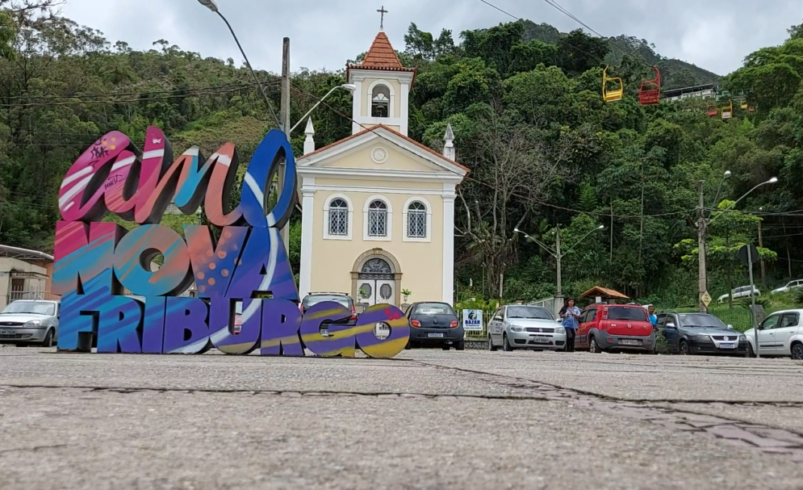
517, 20, 720, 89
1, 1, 802, 306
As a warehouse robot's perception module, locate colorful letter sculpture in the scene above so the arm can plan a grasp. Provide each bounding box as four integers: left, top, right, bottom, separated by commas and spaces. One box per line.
53, 127, 409, 358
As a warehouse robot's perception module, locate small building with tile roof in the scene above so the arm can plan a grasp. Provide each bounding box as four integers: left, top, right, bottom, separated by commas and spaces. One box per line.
296, 30, 467, 307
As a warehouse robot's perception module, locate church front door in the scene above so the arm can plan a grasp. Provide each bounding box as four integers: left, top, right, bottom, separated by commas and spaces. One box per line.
357, 258, 395, 306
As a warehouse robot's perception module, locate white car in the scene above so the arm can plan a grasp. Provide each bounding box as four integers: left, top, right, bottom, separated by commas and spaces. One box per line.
743, 309, 803, 359
771, 280, 803, 295
0, 300, 60, 347
717, 285, 760, 304
487, 305, 567, 351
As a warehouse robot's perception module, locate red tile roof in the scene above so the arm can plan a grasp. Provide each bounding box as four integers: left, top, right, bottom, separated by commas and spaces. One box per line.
581, 286, 630, 300
299, 124, 469, 174
362, 31, 403, 69
346, 31, 416, 85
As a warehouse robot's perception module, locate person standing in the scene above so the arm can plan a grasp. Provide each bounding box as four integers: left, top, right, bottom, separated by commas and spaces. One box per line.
560, 298, 581, 352
648, 305, 657, 328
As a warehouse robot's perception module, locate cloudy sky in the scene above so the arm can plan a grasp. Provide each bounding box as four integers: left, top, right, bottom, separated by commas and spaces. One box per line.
62, 0, 801, 76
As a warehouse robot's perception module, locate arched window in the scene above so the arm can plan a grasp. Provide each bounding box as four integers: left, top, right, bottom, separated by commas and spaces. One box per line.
371, 85, 390, 118
367, 200, 388, 237
407, 201, 427, 238
324, 195, 353, 240
328, 198, 348, 236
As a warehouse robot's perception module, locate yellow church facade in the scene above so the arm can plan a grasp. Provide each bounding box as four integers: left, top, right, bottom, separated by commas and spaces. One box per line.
297, 31, 467, 307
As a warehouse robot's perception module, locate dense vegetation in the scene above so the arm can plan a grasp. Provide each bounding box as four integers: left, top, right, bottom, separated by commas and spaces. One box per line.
1, 1, 802, 309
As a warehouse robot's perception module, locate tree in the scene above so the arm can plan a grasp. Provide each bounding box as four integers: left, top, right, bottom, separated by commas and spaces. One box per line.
556, 29, 609, 76
456, 110, 578, 297
675, 201, 777, 308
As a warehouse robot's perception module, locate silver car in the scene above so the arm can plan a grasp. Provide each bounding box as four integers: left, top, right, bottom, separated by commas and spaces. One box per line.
0, 300, 60, 347
488, 305, 566, 351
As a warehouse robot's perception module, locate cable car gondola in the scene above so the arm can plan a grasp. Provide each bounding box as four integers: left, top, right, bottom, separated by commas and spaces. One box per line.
602, 66, 624, 102
638, 66, 661, 105
721, 101, 733, 120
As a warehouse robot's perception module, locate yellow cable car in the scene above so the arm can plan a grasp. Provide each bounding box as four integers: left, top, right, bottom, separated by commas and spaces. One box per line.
721, 101, 733, 120
602, 66, 624, 102
740, 101, 748, 110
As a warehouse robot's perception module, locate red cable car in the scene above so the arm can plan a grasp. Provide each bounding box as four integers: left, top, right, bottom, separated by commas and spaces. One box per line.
706, 103, 718, 117
638, 66, 661, 105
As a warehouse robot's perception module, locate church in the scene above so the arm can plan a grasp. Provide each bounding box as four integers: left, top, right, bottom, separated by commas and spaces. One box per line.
297, 29, 468, 307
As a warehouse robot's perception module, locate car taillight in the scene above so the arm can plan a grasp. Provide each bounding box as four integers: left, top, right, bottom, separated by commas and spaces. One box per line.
350, 304, 357, 321
298, 304, 304, 314
450, 320, 458, 328
411, 320, 421, 328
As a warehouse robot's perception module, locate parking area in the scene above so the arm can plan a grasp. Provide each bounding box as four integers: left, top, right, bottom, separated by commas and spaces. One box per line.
2, 347, 803, 489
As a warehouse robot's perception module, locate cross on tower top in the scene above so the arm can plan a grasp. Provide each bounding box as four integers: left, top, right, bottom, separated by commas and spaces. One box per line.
377, 6, 388, 30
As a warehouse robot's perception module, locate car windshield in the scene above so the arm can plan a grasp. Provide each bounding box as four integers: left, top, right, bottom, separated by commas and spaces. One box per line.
507, 306, 553, 320
607, 307, 647, 321
679, 314, 726, 328
1, 301, 55, 316
303, 295, 351, 309
415, 303, 455, 316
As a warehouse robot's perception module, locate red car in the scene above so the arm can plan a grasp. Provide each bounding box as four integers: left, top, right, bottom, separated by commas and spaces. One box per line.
575, 304, 656, 353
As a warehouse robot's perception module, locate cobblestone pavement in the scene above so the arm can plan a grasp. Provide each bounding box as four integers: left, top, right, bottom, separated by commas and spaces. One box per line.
2, 347, 803, 489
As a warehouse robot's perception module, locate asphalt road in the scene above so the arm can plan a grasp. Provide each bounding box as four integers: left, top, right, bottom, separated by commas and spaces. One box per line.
2, 346, 803, 489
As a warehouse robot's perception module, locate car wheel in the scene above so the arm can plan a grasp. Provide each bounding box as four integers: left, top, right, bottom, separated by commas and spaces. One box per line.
679, 340, 690, 355
747, 343, 756, 358
404, 339, 412, 350
488, 335, 498, 352
503, 334, 513, 352
456, 340, 465, 351
792, 343, 803, 360
41, 330, 53, 348
589, 336, 601, 353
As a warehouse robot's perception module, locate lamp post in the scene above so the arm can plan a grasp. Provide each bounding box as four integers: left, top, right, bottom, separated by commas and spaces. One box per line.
758, 206, 766, 288
197, 0, 280, 128
515, 225, 605, 304
697, 170, 732, 312
698, 175, 778, 311
289, 84, 356, 133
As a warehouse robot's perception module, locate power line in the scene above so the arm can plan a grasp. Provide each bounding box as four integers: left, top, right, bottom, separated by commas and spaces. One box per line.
477, 0, 608, 65
478, 0, 657, 71
289, 81, 692, 221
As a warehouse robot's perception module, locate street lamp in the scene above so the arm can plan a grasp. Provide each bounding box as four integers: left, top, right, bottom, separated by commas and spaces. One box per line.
697, 174, 778, 311
289, 84, 356, 133
514, 225, 605, 301
197, 0, 280, 128
709, 176, 778, 226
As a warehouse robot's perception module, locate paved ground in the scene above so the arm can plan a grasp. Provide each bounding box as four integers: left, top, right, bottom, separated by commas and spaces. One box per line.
2, 347, 803, 489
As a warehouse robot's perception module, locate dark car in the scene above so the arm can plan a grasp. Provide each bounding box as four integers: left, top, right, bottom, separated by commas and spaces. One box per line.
656, 312, 748, 356
300, 293, 358, 336
405, 302, 464, 350
300, 293, 356, 317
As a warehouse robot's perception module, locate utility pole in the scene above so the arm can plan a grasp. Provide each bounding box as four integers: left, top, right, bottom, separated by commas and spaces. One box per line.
758, 209, 766, 288
556, 227, 562, 298
698, 181, 708, 312
610, 203, 614, 267
515, 224, 603, 311
279, 37, 291, 252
